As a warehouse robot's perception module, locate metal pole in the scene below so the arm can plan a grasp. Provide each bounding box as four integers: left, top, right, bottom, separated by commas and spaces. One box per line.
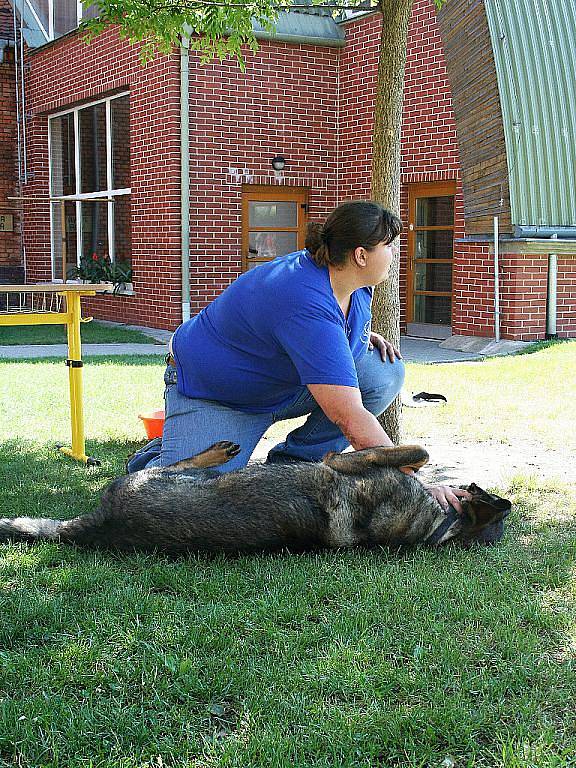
60, 202, 67, 281
12, 0, 22, 184
60, 291, 87, 462
546, 253, 558, 339
493, 216, 500, 342
180, 38, 191, 323
19, 8, 27, 183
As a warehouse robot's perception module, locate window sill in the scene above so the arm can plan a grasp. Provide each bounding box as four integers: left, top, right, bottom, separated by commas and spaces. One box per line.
56, 280, 134, 296
100, 282, 134, 296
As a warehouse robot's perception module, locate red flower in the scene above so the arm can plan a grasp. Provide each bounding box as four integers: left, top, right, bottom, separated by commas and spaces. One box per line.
92, 252, 99, 261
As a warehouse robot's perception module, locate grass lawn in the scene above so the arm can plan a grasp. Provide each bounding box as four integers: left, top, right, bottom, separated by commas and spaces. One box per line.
0, 321, 157, 346
0, 343, 575, 767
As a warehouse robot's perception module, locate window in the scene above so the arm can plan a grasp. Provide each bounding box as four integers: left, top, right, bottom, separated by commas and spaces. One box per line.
23, 0, 99, 42
241, 187, 308, 272
49, 93, 131, 281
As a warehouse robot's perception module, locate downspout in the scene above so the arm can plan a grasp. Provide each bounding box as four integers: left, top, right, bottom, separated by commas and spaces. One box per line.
180, 37, 191, 323
12, 4, 22, 183
11, 5, 26, 281
19, 7, 28, 182
493, 216, 501, 342
546, 252, 558, 339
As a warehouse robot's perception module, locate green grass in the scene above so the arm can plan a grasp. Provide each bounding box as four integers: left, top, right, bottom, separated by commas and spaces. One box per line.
402, 341, 576, 453
0, 321, 158, 346
0, 345, 575, 767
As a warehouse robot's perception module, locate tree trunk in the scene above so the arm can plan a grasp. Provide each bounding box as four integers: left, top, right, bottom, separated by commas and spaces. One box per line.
370, 0, 413, 444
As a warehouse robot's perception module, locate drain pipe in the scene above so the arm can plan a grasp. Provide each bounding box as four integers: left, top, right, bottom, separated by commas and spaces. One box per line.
19, 7, 28, 183
493, 216, 501, 342
180, 37, 191, 323
12, 3, 22, 184
546, 251, 558, 339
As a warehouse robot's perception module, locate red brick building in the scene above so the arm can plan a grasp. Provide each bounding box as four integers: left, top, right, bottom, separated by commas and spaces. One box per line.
1, 0, 574, 340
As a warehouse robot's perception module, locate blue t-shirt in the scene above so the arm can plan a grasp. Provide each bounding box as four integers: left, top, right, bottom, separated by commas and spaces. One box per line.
172, 250, 373, 413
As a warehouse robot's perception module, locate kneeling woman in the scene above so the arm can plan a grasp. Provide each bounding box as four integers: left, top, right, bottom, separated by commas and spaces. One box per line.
129, 200, 468, 512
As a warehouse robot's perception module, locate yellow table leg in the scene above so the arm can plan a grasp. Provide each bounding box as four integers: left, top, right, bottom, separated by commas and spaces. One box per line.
59, 291, 100, 466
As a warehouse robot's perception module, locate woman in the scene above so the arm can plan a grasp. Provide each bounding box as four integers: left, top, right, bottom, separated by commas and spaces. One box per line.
129, 200, 468, 512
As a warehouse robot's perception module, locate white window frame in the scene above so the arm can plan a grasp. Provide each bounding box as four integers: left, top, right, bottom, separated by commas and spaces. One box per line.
48, 91, 131, 280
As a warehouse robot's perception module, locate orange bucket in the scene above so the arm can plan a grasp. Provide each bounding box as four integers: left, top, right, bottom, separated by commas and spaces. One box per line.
138, 410, 165, 439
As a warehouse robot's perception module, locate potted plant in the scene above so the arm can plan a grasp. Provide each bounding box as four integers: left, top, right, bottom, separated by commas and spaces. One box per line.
67, 253, 133, 294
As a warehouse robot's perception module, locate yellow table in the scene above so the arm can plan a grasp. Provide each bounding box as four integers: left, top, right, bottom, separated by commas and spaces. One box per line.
0, 284, 110, 466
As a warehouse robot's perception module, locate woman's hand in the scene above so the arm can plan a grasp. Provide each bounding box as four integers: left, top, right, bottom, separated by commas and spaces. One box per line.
422, 484, 472, 514
369, 332, 402, 363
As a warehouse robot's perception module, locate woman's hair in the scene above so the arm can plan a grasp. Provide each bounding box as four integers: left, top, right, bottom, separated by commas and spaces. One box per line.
305, 200, 402, 268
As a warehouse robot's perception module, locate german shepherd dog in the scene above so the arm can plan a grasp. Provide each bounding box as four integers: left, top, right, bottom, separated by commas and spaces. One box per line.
0, 442, 511, 554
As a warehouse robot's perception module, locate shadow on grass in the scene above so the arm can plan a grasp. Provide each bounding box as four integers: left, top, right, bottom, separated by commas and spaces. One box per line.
0, 441, 575, 767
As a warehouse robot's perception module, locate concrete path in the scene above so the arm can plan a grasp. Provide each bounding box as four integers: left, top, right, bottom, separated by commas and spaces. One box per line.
1, 323, 530, 363
0, 334, 485, 363
400, 337, 482, 363
0, 343, 167, 359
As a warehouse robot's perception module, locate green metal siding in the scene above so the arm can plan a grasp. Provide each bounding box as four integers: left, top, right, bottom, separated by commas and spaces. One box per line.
484, 0, 576, 228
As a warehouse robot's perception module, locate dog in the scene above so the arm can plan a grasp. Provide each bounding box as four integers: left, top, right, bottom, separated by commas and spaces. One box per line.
0, 442, 511, 554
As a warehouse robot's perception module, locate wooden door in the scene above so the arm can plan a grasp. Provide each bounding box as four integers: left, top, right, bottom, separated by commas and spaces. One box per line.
241, 186, 309, 271
406, 182, 456, 339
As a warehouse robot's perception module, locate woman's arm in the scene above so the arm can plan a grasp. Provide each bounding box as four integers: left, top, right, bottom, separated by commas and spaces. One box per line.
307, 383, 471, 512
307, 384, 394, 448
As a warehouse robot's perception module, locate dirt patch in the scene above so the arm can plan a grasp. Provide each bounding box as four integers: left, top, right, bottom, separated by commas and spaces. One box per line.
414, 437, 573, 488
253, 432, 572, 489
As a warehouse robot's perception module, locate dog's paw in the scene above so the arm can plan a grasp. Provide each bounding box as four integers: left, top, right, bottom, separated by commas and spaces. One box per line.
193, 441, 242, 468
211, 440, 241, 456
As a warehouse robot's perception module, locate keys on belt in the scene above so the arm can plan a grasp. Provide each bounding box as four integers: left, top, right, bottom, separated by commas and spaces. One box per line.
164, 353, 177, 385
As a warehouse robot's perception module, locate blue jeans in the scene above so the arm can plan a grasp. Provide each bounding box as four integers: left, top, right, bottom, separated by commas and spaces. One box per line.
126, 348, 405, 474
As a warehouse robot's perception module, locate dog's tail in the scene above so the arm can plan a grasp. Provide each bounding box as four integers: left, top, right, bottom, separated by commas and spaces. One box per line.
0, 516, 70, 544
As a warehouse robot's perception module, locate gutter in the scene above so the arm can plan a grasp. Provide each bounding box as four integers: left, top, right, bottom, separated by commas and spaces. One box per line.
253, 29, 345, 47
180, 38, 191, 323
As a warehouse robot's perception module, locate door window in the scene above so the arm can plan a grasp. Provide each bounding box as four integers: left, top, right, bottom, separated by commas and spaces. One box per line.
407, 184, 456, 334
242, 188, 308, 271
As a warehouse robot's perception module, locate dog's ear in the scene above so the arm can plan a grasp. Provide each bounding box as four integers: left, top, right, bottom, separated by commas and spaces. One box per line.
463, 484, 512, 529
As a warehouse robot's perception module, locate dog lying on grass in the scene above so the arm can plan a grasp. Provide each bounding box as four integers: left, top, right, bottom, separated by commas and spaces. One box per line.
0, 442, 511, 554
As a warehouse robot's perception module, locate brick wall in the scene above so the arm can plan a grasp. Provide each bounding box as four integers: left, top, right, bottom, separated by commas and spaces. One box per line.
557, 257, 576, 338
337, 13, 379, 202
0, 0, 22, 281
498, 255, 548, 341
452, 241, 496, 338
453, 247, 576, 342
21, 30, 340, 327
186, 42, 340, 310
22, 25, 182, 327
340, 2, 463, 331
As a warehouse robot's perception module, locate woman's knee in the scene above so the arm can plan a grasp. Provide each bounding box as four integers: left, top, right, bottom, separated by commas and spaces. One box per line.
360, 358, 405, 415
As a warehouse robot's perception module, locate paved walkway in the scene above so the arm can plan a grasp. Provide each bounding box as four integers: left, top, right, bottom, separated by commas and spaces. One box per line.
0, 342, 167, 359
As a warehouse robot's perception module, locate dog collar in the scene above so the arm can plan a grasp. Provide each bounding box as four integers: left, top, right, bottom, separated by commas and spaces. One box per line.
425, 506, 460, 546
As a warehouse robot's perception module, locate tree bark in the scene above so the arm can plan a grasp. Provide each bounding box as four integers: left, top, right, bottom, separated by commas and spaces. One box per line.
370, 0, 413, 444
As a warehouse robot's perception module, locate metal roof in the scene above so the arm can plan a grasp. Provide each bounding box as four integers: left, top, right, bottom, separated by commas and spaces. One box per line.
252, 11, 345, 46
484, 0, 576, 230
